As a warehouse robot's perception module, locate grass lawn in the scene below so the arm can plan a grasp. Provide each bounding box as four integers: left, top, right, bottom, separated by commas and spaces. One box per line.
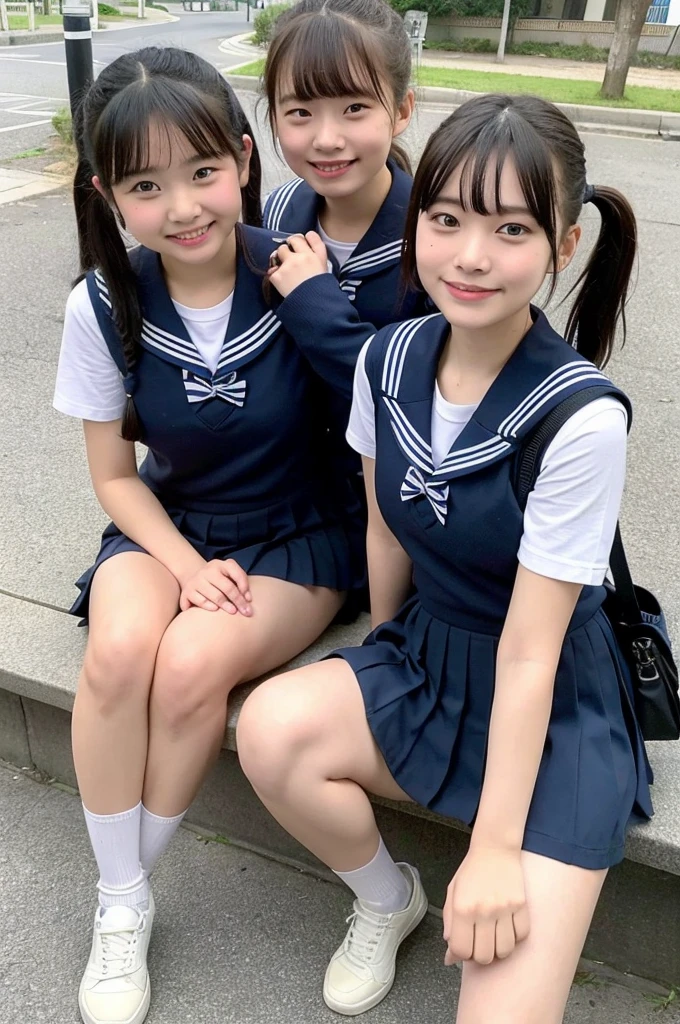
8, 13, 63, 27
230, 59, 680, 113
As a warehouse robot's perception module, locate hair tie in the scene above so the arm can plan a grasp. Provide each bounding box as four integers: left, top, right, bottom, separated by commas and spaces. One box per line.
122, 371, 138, 399
583, 183, 596, 205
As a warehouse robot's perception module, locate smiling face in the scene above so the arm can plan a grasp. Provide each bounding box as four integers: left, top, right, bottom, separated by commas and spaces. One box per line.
415, 155, 580, 335
274, 85, 412, 200
100, 120, 251, 268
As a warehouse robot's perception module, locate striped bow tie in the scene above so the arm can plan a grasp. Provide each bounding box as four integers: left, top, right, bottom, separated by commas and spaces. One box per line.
182, 370, 246, 407
400, 466, 449, 525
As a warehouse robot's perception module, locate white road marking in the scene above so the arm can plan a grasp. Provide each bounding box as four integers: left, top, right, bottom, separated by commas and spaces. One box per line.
0, 119, 52, 133
0, 92, 68, 102
0, 56, 67, 66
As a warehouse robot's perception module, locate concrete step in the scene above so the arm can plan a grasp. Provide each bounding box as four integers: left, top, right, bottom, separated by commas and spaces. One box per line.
1, 763, 674, 1024
1, 590, 679, 987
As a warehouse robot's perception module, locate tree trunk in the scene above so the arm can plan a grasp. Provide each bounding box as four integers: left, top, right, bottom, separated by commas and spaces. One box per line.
600, 0, 653, 99
0, 0, 9, 33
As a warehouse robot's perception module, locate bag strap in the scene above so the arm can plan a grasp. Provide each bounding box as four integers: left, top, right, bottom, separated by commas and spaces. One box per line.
516, 386, 642, 625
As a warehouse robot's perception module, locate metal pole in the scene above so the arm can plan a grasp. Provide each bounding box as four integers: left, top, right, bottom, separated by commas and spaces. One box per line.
665, 21, 680, 55
496, 0, 511, 62
62, 0, 94, 118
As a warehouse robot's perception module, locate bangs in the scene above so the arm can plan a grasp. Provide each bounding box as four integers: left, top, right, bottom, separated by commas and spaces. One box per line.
420, 108, 558, 233
268, 14, 393, 110
93, 78, 240, 185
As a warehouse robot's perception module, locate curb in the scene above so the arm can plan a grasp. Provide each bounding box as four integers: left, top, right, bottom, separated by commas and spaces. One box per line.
0, 10, 178, 45
0, 30, 64, 44
218, 30, 259, 58
225, 72, 680, 140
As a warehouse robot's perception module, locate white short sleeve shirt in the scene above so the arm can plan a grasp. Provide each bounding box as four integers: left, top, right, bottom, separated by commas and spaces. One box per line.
347, 339, 627, 587
53, 279, 234, 422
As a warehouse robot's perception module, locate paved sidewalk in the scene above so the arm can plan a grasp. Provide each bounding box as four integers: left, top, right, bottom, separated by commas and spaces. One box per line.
220, 32, 680, 91
421, 49, 680, 91
0, 166, 67, 206
1, 763, 672, 1024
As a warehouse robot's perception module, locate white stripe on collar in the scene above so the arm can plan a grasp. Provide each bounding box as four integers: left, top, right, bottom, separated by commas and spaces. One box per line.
342, 239, 403, 275
434, 437, 512, 478
95, 269, 281, 376
383, 395, 434, 474
381, 315, 440, 397
266, 177, 305, 232
379, 314, 610, 480
499, 362, 608, 437
142, 320, 201, 363
217, 310, 280, 371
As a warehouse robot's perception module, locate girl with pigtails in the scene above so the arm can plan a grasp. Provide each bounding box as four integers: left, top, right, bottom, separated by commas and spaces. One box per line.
54, 46, 364, 1024
238, 94, 653, 1023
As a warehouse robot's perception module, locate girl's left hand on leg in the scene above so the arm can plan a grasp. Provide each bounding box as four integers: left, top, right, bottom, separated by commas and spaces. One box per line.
443, 846, 530, 966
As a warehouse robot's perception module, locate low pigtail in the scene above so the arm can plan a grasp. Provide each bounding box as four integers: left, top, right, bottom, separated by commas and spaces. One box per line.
73, 127, 144, 441
223, 79, 263, 227
564, 185, 637, 369
389, 139, 412, 176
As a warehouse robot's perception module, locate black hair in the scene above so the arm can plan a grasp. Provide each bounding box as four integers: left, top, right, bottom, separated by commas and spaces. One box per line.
263, 0, 413, 175
402, 93, 637, 368
73, 46, 263, 441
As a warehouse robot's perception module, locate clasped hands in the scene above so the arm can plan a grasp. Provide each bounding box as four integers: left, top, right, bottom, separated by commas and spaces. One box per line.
179, 558, 252, 617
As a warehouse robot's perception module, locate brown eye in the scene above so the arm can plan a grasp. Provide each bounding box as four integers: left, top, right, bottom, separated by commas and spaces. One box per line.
434, 213, 458, 228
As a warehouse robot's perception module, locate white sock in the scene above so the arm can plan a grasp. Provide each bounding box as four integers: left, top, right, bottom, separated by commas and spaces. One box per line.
140, 804, 187, 877
82, 801, 149, 911
334, 837, 412, 914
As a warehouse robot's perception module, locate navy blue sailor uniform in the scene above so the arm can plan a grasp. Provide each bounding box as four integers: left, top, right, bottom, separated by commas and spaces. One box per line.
263, 161, 432, 496
70, 225, 365, 621
333, 310, 653, 870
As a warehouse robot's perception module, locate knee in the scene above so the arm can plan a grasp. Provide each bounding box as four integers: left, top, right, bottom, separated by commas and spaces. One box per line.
237, 682, 317, 799
82, 625, 157, 712
151, 633, 231, 731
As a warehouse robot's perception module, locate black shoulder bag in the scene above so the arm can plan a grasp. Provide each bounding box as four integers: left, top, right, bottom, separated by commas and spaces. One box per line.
516, 387, 680, 742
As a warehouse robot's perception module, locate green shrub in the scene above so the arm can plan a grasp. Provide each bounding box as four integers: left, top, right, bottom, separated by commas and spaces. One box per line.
98, 2, 121, 14
252, 3, 290, 47
52, 107, 73, 145
423, 36, 495, 52
389, 0, 533, 19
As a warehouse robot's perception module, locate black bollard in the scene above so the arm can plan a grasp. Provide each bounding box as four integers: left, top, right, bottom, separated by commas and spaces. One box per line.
62, 0, 94, 117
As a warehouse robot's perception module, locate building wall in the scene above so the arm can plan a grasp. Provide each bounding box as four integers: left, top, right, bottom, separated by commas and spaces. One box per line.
426, 16, 679, 52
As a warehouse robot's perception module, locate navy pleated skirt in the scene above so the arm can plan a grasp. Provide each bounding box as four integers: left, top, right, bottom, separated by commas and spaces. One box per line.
334, 595, 654, 870
71, 487, 365, 623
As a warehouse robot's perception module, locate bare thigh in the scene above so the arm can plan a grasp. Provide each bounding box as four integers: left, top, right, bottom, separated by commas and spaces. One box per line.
238, 657, 411, 803
151, 574, 348, 702
456, 851, 607, 1024
83, 551, 180, 696
73, 552, 181, 811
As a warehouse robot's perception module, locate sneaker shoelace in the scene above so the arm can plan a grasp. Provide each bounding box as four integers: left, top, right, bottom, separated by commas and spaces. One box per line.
97, 920, 142, 978
343, 904, 388, 968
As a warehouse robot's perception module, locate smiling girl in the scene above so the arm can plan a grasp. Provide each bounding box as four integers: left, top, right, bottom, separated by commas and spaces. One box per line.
237, 94, 653, 1022
259, 0, 429, 523
53, 47, 364, 1024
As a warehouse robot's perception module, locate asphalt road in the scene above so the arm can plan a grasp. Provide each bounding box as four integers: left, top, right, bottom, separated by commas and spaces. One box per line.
0, 6, 252, 159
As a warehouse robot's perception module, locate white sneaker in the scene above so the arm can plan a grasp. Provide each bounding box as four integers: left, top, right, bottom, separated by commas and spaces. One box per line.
323, 864, 428, 1016
78, 894, 155, 1024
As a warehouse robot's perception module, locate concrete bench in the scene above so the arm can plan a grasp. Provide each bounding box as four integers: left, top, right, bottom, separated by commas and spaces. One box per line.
1, 587, 679, 987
